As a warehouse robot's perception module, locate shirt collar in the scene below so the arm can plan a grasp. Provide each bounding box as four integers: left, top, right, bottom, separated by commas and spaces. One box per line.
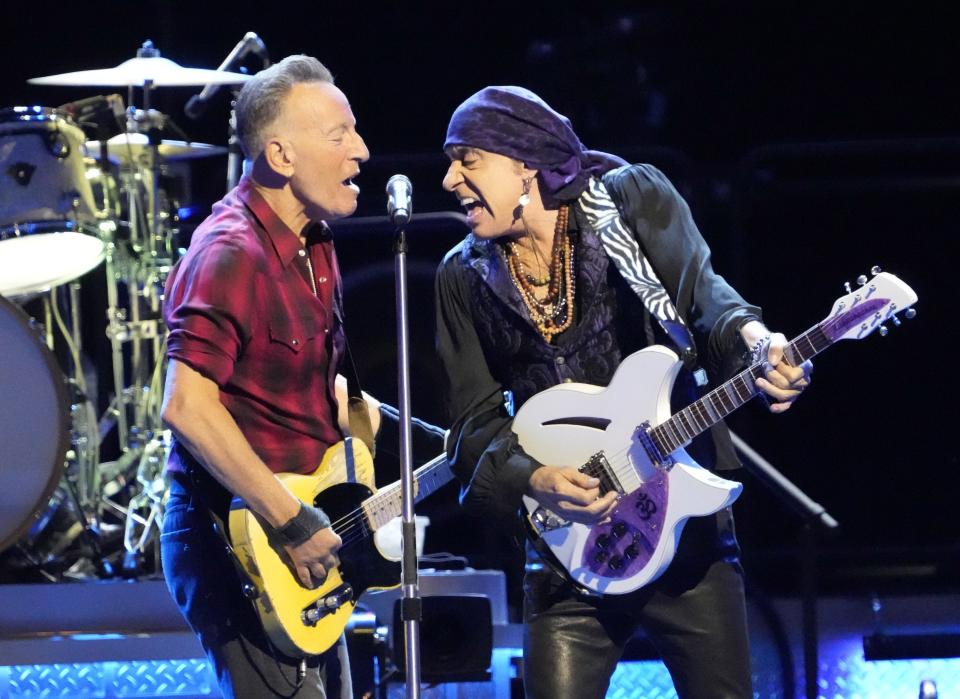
237, 176, 331, 268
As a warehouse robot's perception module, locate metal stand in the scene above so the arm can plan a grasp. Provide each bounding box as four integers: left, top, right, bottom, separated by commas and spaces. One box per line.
393, 222, 422, 698
729, 430, 838, 699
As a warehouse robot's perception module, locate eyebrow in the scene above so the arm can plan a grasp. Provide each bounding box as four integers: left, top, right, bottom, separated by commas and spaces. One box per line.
447, 146, 480, 160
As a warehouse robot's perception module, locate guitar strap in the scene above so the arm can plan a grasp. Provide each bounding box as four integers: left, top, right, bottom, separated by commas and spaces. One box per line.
341, 333, 377, 458
577, 176, 708, 386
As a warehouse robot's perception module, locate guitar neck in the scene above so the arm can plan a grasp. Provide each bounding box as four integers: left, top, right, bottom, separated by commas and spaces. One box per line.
650, 323, 832, 457
360, 454, 453, 532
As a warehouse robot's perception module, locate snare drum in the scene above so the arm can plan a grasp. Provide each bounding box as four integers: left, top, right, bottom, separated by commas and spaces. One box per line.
0, 108, 107, 299
0, 295, 70, 553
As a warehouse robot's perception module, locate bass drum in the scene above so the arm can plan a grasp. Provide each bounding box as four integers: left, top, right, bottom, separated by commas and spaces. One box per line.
0, 294, 70, 552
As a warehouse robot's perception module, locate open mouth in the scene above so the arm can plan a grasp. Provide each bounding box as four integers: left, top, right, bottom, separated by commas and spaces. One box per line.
459, 196, 484, 213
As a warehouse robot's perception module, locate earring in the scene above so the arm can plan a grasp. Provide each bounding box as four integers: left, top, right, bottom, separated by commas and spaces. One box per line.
518, 176, 533, 208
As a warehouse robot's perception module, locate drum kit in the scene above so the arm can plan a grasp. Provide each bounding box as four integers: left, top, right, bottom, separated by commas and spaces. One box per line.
0, 40, 258, 580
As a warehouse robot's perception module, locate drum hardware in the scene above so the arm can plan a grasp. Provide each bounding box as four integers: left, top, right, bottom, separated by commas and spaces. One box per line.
3, 39, 261, 581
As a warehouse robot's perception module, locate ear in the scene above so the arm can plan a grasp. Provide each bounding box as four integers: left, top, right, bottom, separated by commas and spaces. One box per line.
262, 137, 295, 178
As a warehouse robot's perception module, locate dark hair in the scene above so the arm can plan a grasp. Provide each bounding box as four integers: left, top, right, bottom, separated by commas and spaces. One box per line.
234, 55, 334, 159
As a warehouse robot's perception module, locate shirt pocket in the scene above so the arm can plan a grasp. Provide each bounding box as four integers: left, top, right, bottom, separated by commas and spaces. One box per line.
268, 314, 325, 354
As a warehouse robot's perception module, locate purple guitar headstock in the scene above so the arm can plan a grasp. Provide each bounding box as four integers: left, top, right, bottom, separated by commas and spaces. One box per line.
820, 269, 918, 342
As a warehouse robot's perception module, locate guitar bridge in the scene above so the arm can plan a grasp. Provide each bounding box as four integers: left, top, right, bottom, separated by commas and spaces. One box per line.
301, 583, 354, 626
637, 421, 674, 471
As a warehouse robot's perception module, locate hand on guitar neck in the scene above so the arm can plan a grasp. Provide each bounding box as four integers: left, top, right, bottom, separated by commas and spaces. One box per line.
739, 321, 813, 413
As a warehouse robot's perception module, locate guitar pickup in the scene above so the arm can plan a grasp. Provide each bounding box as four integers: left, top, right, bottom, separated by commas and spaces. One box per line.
301, 583, 354, 626
580, 452, 625, 496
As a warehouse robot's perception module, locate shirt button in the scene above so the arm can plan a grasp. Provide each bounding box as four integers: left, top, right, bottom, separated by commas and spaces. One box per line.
555, 356, 565, 365
298, 249, 306, 257
292, 339, 299, 345
318, 276, 327, 284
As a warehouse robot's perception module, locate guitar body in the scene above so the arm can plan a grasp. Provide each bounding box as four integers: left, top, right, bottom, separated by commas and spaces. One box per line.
517, 345, 743, 595
229, 439, 398, 657
228, 438, 453, 658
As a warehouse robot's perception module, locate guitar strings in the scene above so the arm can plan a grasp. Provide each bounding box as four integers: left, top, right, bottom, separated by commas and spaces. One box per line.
318, 459, 447, 550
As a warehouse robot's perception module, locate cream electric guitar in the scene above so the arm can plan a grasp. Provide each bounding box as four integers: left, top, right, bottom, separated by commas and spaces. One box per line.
517, 270, 917, 595
228, 439, 452, 657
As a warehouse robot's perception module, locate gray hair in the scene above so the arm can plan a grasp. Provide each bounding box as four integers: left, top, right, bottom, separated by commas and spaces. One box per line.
234, 55, 335, 159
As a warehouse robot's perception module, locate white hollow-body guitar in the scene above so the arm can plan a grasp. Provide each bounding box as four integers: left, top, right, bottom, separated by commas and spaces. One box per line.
517, 270, 917, 595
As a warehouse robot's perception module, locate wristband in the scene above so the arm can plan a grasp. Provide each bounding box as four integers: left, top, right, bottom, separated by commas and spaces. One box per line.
269, 503, 332, 548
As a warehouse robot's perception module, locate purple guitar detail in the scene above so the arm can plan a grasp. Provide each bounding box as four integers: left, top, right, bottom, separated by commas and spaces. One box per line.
583, 475, 668, 577
517, 270, 917, 595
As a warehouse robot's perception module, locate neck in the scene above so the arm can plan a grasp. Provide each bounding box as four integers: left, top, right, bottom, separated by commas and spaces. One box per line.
249, 161, 312, 244
518, 207, 561, 259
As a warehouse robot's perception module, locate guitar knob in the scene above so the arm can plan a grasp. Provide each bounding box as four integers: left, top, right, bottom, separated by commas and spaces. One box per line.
870, 265, 882, 274
878, 325, 889, 337
856, 274, 868, 286
596, 534, 611, 549
607, 555, 625, 571
904, 308, 917, 319
624, 544, 639, 560
612, 522, 628, 539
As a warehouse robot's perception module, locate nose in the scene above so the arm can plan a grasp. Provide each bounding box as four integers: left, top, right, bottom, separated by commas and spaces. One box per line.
351, 131, 370, 163
442, 160, 462, 192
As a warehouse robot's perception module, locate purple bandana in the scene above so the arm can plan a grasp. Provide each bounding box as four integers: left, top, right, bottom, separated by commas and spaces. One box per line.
444, 86, 626, 204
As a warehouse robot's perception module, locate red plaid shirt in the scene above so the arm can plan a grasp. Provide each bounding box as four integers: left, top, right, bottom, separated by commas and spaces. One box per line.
164, 176, 345, 475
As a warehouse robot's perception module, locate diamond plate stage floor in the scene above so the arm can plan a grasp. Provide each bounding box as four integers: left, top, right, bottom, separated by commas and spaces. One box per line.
1, 573, 959, 697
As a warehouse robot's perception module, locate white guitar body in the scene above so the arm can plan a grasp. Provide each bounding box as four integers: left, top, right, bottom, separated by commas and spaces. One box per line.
516, 270, 918, 596
517, 345, 742, 595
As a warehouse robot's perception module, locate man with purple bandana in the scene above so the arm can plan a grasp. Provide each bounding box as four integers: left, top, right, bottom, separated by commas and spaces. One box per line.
160, 56, 375, 698
435, 86, 812, 698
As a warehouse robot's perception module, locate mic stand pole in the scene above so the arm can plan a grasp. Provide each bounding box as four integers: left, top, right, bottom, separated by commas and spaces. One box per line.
729, 430, 838, 699
393, 222, 422, 698
225, 92, 242, 192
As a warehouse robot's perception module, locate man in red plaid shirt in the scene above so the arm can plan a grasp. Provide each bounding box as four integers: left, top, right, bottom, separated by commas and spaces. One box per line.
160, 55, 376, 698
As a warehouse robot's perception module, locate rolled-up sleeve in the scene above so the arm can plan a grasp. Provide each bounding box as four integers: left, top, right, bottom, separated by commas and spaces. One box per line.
164, 240, 256, 387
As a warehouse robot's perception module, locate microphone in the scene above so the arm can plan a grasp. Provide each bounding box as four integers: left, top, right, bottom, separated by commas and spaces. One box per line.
386, 174, 413, 226
185, 32, 268, 120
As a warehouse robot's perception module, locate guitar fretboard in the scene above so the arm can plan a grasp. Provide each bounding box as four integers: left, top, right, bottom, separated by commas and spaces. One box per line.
649, 323, 832, 458
362, 455, 453, 531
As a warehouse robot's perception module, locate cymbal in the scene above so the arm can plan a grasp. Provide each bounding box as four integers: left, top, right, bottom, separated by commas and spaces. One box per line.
28, 56, 251, 87
84, 133, 228, 162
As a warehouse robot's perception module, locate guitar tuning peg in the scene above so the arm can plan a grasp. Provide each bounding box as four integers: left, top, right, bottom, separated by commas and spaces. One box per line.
904, 308, 917, 320
844, 281, 852, 293
856, 275, 868, 286
891, 315, 901, 327
878, 325, 889, 337
871, 265, 883, 274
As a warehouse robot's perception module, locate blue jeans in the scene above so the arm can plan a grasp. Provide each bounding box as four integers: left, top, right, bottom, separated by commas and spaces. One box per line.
161, 475, 351, 699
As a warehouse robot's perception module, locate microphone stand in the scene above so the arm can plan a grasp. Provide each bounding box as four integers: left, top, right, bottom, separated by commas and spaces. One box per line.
729, 430, 838, 699
393, 217, 422, 698
225, 94, 242, 192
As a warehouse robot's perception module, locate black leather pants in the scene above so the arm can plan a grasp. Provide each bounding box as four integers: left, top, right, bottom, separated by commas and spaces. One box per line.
522, 510, 752, 699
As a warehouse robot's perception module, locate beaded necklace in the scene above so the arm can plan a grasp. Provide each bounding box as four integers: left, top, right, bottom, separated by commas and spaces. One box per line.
505, 204, 575, 342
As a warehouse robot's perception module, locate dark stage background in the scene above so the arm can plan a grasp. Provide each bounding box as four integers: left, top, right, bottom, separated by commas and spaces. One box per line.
2, 4, 956, 604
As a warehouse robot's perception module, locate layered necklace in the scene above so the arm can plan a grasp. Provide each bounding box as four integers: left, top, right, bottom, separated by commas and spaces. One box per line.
505, 204, 575, 342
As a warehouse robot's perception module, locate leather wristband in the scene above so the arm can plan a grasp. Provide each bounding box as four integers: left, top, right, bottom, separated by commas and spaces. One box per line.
269, 503, 332, 548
